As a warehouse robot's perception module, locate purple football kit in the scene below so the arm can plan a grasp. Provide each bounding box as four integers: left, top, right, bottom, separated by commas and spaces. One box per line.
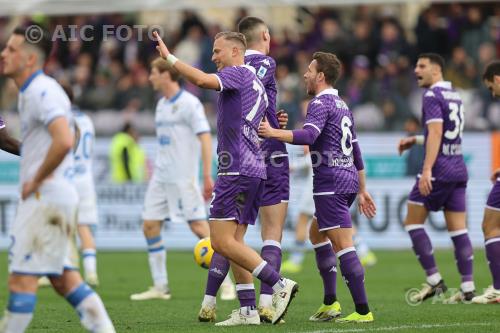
209, 65, 267, 225
302, 88, 360, 232
245, 50, 289, 206
487, 178, 500, 211
408, 81, 468, 212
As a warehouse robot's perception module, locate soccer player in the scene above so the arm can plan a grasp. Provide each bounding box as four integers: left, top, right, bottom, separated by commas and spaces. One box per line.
130, 57, 237, 300
197, 16, 290, 323
472, 60, 500, 304
0, 117, 20, 156
72, 98, 100, 287
259, 51, 376, 323
0, 27, 115, 333
398, 53, 474, 303
154, 30, 298, 326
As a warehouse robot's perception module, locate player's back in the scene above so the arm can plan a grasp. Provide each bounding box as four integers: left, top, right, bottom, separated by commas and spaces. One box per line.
421, 81, 468, 182
215, 65, 267, 179
73, 111, 96, 189
154, 89, 210, 182
245, 51, 287, 159
18, 71, 75, 195
306, 88, 359, 194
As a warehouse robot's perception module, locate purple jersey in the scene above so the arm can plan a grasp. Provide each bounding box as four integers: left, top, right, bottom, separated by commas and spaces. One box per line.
0, 116, 4, 129
421, 81, 468, 182
244, 50, 287, 159
304, 88, 359, 194
214, 65, 267, 179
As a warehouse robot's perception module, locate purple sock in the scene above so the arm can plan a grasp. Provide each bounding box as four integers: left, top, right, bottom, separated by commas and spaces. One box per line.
450, 231, 474, 283
406, 226, 438, 276
205, 252, 230, 296
314, 241, 337, 304
260, 241, 282, 296
485, 238, 500, 290
236, 284, 256, 308
253, 262, 281, 289
338, 248, 369, 315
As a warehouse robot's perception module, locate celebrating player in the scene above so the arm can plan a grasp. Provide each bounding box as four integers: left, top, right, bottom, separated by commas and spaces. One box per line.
198, 16, 290, 323
0, 27, 115, 333
154, 30, 298, 326
472, 60, 500, 304
0, 117, 20, 156
259, 52, 376, 323
130, 58, 236, 301
398, 53, 475, 303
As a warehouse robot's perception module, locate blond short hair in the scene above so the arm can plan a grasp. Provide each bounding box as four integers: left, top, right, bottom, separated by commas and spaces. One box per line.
151, 57, 180, 82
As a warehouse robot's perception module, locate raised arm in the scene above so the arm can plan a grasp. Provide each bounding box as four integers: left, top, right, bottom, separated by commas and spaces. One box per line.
154, 31, 220, 90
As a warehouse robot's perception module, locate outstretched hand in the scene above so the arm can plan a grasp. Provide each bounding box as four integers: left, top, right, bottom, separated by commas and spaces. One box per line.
153, 31, 170, 59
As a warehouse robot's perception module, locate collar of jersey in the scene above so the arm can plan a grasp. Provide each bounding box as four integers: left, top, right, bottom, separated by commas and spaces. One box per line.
20, 69, 43, 92
430, 81, 452, 89
245, 49, 264, 56
167, 89, 183, 103
241, 64, 256, 74
316, 87, 339, 97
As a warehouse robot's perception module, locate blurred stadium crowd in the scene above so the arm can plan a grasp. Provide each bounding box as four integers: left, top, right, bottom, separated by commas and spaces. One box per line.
0, 2, 499, 133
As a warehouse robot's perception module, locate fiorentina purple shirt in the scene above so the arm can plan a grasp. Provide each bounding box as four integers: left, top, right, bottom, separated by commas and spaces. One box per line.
244, 50, 287, 159
421, 81, 468, 182
304, 88, 359, 194
214, 65, 267, 179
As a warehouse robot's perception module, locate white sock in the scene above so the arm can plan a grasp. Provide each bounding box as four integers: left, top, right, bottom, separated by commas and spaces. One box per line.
82, 249, 97, 276
271, 279, 286, 293
353, 235, 370, 258
202, 295, 216, 307
461, 281, 475, 293
148, 249, 168, 290
1, 311, 33, 333
426, 272, 442, 286
222, 274, 232, 286
67, 284, 114, 332
259, 294, 272, 308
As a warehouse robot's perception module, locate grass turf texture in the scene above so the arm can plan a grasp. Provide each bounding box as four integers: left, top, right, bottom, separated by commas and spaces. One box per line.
0, 250, 498, 333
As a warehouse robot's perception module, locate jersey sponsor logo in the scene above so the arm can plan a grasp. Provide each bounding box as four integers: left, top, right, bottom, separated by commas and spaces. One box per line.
312, 99, 322, 105
257, 65, 268, 79
425, 91, 435, 97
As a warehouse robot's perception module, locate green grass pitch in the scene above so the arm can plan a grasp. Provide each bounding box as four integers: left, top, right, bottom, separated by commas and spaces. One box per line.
1, 249, 498, 332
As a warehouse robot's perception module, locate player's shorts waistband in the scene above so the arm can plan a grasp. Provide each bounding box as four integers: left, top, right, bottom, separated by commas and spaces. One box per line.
269, 154, 288, 158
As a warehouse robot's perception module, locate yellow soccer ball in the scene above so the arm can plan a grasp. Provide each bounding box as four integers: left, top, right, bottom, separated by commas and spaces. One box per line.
194, 237, 214, 269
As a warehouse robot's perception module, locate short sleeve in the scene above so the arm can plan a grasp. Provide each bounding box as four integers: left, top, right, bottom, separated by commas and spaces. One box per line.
303, 99, 328, 134
422, 90, 443, 124
187, 99, 211, 134
39, 87, 69, 126
214, 67, 242, 92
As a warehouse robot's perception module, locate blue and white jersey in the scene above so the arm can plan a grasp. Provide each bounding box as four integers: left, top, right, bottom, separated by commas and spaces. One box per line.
154, 89, 210, 183
73, 110, 96, 196
17, 70, 75, 195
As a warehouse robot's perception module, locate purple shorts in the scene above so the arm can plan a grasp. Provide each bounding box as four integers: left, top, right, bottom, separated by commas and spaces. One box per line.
261, 156, 290, 207
486, 181, 500, 211
209, 175, 264, 225
313, 193, 357, 232
408, 179, 466, 212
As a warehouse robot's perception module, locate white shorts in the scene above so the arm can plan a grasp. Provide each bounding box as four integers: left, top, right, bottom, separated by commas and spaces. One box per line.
298, 173, 314, 216
142, 176, 207, 223
9, 183, 78, 276
75, 180, 98, 225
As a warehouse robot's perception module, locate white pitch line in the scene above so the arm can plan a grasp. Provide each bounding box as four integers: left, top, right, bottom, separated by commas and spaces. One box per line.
292, 322, 492, 333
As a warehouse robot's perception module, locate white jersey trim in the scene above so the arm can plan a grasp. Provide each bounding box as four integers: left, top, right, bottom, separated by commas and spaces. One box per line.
313, 191, 335, 196
304, 123, 321, 133
213, 74, 223, 92
426, 118, 444, 124
217, 172, 240, 176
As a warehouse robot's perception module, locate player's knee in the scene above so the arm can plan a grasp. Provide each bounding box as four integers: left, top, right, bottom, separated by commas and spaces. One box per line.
142, 221, 160, 236
189, 221, 209, 238
49, 276, 65, 296
211, 237, 231, 256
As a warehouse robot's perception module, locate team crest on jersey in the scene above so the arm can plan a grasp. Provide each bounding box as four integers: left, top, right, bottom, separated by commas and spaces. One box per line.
257, 66, 268, 79
312, 99, 323, 105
